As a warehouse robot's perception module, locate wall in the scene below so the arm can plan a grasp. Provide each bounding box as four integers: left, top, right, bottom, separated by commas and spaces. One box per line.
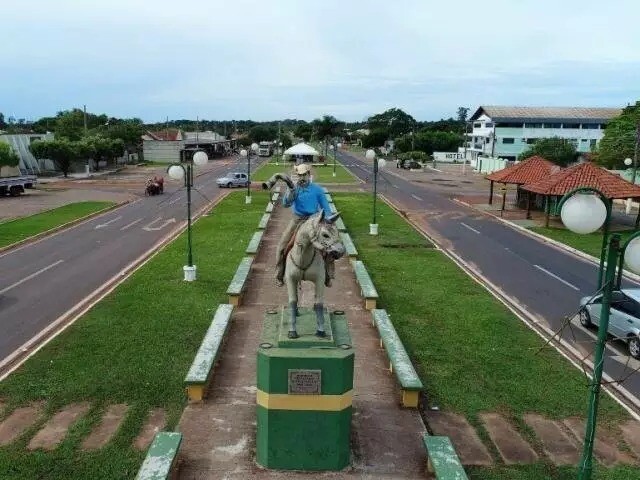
142, 140, 183, 163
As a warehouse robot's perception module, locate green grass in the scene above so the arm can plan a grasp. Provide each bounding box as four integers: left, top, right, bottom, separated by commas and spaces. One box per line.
0, 202, 115, 248
252, 162, 357, 184
530, 226, 636, 259
0, 191, 269, 479
334, 193, 635, 479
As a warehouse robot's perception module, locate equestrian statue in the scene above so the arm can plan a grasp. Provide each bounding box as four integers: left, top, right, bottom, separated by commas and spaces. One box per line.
262, 164, 346, 339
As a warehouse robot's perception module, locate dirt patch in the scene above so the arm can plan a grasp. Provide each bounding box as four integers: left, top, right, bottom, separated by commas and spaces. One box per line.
133, 408, 166, 451
0, 402, 45, 446
480, 413, 538, 464
82, 403, 129, 450
524, 414, 579, 465
563, 417, 636, 465
620, 420, 640, 459
28, 402, 91, 451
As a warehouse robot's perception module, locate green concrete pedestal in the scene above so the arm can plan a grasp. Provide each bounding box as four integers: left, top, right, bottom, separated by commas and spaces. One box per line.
256, 307, 354, 471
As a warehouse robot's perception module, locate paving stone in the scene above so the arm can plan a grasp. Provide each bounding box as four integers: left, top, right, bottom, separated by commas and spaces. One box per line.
133, 408, 166, 451
563, 417, 636, 465
0, 403, 44, 446
524, 414, 579, 465
81, 404, 129, 450
28, 402, 91, 450
619, 420, 640, 460
479, 413, 537, 464
425, 411, 492, 466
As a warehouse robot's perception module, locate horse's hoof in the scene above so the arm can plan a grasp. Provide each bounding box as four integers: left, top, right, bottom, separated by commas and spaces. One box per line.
315, 330, 327, 338
288, 331, 299, 339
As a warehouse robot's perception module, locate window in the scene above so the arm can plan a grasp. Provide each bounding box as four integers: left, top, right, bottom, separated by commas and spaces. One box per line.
473, 122, 481, 128
502, 138, 514, 144
525, 123, 542, 128
581, 123, 600, 129
525, 138, 537, 144
542, 123, 562, 128
581, 139, 588, 142
564, 123, 580, 129
590, 139, 597, 148
568, 139, 579, 147
485, 122, 494, 128
495, 122, 524, 128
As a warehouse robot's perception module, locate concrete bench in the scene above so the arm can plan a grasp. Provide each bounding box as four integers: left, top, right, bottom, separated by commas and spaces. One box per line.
245, 231, 264, 256
340, 232, 357, 258
136, 432, 182, 480
325, 193, 333, 203
322, 186, 328, 193
335, 217, 346, 232
258, 213, 271, 230
265, 202, 274, 213
226, 256, 253, 306
329, 203, 337, 215
184, 304, 234, 402
372, 309, 423, 407
423, 435, 468, 479
352, 260, 378, 310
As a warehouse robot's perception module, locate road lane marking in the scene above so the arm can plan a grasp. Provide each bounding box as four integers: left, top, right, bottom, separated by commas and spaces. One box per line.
427, 166, 442, 172
461, 222, 481, 234
94, 216, 122, 229
120, 218, 143, 231
0, 260, 64, 295
142, 217, 177, 231
411, 194, 423, 201
168, 197, 182, 205
534, 265, 580, 291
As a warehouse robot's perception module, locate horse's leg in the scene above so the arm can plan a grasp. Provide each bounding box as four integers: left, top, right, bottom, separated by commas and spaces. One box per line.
314, 267, 326, 337
286, 262, 299, 339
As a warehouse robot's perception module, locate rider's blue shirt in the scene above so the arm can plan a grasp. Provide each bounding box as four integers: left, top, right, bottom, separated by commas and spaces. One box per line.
282, 182, 332, 218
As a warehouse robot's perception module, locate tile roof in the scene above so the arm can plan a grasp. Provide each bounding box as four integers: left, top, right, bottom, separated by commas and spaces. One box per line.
522, 162, 640, 199
143, 130, 183, 141
470, 106, 621, 122
486, 156, 559, 185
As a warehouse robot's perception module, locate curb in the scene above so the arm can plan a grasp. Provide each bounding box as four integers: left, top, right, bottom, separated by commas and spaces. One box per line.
379, 194, 640, 420
0, 191, 230, 381
452, 198, 640, 284
0, 201, 131, 255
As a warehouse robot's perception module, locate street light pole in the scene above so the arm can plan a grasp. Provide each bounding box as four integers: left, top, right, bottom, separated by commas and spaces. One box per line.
366, 149, 383, 235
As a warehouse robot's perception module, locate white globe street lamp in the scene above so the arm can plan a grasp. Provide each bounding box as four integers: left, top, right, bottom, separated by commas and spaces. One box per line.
167, 149, 209, 281
365, 149, 385, 235
240, 148, 252, 204
625, 157, 633, 166
560, 193, 607, 235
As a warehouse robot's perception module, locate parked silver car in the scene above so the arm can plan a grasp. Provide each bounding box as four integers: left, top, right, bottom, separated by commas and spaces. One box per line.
216, 172, 249, 188
579, 289, 640, 358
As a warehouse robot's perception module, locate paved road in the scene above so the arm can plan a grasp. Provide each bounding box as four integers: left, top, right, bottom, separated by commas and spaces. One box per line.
339, 150, 640, 408
0, 157, 262, 364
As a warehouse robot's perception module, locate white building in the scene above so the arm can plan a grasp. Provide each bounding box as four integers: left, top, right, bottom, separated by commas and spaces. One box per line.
466, 106, 621, 161
142, 130, 232, 163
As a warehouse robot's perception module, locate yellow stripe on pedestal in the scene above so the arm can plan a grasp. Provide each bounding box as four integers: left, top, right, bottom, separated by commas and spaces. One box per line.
256, 389, 353, 411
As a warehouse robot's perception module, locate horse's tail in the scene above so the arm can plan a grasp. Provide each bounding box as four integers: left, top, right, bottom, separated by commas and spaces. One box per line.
262, 173, 294, 190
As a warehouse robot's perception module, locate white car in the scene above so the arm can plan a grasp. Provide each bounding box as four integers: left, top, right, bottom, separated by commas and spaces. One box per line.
216, 172, 249, 188
579, 289, 640, 358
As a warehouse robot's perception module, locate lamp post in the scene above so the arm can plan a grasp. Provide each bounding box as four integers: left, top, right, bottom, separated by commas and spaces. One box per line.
625, 158, 634, 214
276, 141, 283, 165
333, 142, 342, 177
240, 143, 259, 204
558, 188, 640, 480
167, 149, 208, 281
366, 149, 386, 235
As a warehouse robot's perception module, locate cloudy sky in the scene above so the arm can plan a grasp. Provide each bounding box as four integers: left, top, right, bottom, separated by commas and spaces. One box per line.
2, 0, 639, 123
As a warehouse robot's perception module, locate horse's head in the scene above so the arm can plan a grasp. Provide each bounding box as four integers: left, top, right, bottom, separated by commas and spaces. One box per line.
307, 211, 346, 260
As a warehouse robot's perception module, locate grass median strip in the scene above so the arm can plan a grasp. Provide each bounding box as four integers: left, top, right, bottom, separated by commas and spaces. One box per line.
0, 201, 115, 248
0, 191, 268, 479
334, 193, 635, 479
530, 226, 636, 259
253, 162, 356, 184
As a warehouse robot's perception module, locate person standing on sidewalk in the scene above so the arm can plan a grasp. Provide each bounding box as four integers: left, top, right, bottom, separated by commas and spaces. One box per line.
275, 163, 335, 287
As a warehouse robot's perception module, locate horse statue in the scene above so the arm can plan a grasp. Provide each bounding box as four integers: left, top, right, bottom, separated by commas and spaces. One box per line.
263, 173, 346, 339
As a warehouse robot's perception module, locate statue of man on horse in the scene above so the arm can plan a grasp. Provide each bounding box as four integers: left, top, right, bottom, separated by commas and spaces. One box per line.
264, 163, 346, 339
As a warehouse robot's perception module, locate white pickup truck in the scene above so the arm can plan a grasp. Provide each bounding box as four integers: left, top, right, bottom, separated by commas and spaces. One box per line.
0, 168, 37, 196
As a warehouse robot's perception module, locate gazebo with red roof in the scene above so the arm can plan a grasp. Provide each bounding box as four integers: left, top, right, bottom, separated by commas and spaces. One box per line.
522, 162, 640, 226
485, 155, 559, 209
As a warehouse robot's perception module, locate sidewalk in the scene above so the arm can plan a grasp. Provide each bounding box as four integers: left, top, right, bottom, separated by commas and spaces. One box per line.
176, 200, 426, 479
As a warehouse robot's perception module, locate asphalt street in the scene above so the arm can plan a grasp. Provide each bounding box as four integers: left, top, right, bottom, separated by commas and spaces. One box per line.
338, 150, 640, 408
0, 156, 262, 365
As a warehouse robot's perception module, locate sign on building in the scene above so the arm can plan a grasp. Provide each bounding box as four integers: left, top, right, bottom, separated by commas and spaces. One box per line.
433, 152, 465, 162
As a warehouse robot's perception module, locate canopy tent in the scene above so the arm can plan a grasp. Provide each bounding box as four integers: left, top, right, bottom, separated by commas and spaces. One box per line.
522, 162, 640, 226
283, 142, 320, 157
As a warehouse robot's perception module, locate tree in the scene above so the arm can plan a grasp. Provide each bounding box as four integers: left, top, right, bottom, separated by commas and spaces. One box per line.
312, 115, 344, 155
30, 139, 76, 177
361, 129, 389, 149
294, 123, 313, 142
518, 137, 576, 166
102, 118, 145, 152
595, 102, 640, 169
0, 113, 6, 130
457, 107, 470, 123
0, 142, 19, 168
367, 108, 416, 139
248, 125, 277, 143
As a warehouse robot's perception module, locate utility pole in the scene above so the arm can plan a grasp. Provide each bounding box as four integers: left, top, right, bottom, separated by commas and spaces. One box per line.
83, 105, 88, 136
632, 123, 640, 185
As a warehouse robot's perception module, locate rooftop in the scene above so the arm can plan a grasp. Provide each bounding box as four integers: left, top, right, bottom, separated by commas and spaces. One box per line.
470, 106, 621, 123
522, 162, 640, 199
486, 156, 560, 185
